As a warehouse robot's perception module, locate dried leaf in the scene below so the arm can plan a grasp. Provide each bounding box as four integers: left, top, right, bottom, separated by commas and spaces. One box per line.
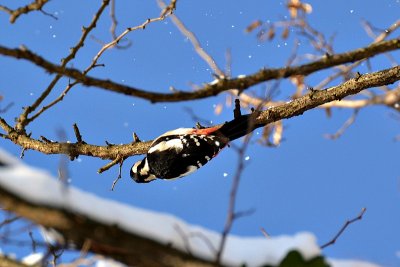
225, 95, 233, 107
214, 103, 223, 115
302, 3, 313, 13
325, 107, 332, 118
289, 75, 305, 98
282, 26, 290, 39
261, 125, 272, 142
287, 0, 313, 18
272, 121, 283, 146
267, 26, 275, 40
245, 20, 262, 33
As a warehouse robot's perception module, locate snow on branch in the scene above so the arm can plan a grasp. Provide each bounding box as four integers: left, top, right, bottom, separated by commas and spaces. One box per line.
0, 149, 321, 267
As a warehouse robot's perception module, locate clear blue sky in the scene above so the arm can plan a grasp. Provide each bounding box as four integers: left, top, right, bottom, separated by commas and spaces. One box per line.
1, 0, 399, 265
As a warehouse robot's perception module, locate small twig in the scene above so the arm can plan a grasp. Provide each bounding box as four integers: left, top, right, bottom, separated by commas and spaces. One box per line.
29, 231, 37, 253
0, 5, 12, 15
104, 0, 132, 49
233, 208, 255, 219
325, 109, 359, 140
0, 216, 20, 228
90, 0, 177, 70
157, 0, 224, 77
260, 227, 270, 238
233, 99, 242, 119
40, 135, 52, 143
20, 147, 27, 159
98, 156, 120, 174
110, 157, 124, 191
188, 231, 218, 255
320, 207, 367, 249
132, 132, 141, 143
109, 0, 118, 40
173, 224, 193, 256
39, 9, 58, 21
73, 123, 85, 143
0, 102, 14, 113
1, 0, 51, 24
105, 140, 114, 146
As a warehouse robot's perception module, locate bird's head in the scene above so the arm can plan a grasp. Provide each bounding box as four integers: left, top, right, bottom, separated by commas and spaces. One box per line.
130, 157, 157, 183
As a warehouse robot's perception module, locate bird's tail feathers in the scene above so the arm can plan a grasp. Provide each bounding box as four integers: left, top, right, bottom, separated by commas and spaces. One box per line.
217, 114, 264, 141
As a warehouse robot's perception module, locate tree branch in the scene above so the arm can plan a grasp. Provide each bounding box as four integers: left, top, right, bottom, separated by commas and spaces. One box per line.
253, 65, 400, 125
0, 0, 51, 24
0, 39, 398, 102
320, 208, 367, 249
0, 66, 399, 161
0, 186, 218, 267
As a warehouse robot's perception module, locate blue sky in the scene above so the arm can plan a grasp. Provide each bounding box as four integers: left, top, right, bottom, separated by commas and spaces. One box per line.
1, 0, 400, 265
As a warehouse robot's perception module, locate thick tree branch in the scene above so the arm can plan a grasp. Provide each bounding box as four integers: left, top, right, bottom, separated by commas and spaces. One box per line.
0, 39, 399, 102
0, 186, 218, 267
0, 118, 152, 159
0, 66, 399, 161
254, 65, 400, 124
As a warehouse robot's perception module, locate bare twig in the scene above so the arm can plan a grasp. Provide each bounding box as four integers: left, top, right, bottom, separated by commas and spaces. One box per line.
109, 0, 119, 40
0, 216, 20, 228
89, 0, 177, 70
320, 207, 367, 249
157, 0, 224, 77
188, 232, 218, 255
132, 132, 141, 143
173, 224, 193, 255
107, 0, 132, 49
260, 227, 270, 238
0, 0, 52, 24
98, 156, 123, 173
73, 123, 84, 143
215, 140, 251, 263
110, 158, 124, 191
29, 231, 37, 253
324, 109, 360, 140
0, 102, 14, 113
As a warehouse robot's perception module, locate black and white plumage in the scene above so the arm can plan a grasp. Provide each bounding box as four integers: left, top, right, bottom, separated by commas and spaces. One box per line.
130, 103, 263, 183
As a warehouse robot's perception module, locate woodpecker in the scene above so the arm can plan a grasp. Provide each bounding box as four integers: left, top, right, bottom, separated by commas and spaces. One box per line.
130, 100, 263, 183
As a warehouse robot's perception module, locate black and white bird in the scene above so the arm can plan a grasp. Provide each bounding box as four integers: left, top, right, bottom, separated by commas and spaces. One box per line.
130, 100, 263, 183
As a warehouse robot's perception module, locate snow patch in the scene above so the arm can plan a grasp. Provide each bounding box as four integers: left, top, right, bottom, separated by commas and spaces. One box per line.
0, 149, 379, 267
328, 259, 382, 267
22, 253, 44, 265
